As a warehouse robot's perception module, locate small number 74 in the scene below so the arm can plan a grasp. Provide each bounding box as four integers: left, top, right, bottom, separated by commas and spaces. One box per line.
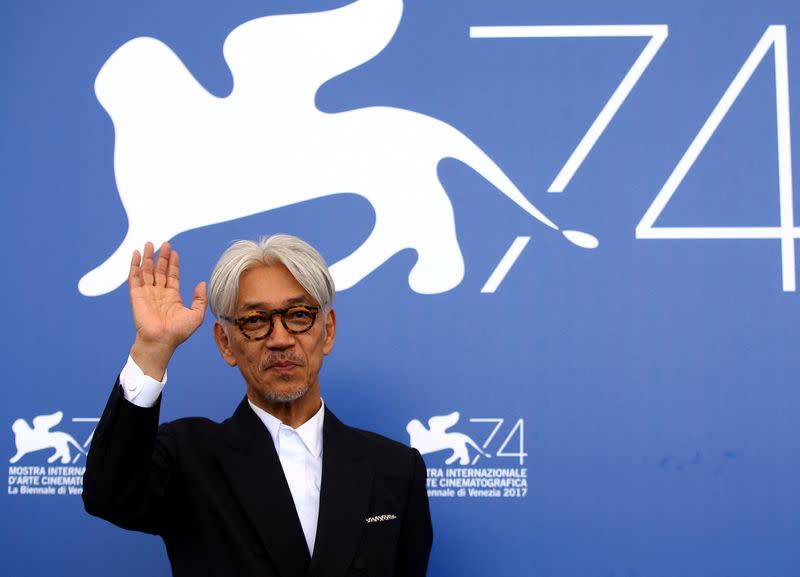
470, 418, 528, 465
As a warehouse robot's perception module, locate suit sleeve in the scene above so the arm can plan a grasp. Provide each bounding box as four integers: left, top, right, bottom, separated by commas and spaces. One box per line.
82, 378, 177, 535
395, 449, 433, 577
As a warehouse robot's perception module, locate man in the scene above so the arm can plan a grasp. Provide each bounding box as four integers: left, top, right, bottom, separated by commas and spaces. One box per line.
83, 235, 432, 577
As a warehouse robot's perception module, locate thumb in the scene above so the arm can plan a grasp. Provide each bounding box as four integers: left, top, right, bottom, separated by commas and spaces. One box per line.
191, 281, 208, 315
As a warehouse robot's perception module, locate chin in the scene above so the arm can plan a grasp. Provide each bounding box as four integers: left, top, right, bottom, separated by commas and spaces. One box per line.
258, 382, 310, 404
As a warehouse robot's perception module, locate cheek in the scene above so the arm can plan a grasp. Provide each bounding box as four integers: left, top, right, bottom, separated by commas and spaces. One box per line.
235, 346, 262, 371
311, 354, 326, 376
303, 343, 325, 372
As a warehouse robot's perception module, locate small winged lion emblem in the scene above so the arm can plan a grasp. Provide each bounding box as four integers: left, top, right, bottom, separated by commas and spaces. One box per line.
407, 411, 489, 465
9, 411, 85, 464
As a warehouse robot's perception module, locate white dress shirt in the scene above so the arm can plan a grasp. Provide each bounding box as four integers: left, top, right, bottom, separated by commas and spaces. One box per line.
247, 398, 323, 554
119, 356, 324, 555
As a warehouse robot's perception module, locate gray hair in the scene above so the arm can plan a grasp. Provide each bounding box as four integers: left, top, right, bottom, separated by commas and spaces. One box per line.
208, 234, 335, 318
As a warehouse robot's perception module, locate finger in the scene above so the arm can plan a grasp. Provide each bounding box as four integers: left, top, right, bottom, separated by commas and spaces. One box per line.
166, 248, 180, 291
141, 242, 155, 285
154, 242, 171, 287
128, 250, 144, 288
191, 281, 208, 315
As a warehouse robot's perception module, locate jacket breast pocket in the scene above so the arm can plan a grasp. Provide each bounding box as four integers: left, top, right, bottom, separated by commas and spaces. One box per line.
349, 516, 402, 576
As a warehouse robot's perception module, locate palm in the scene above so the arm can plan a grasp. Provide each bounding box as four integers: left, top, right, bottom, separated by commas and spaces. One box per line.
132, 285, 202, 345
129, 242, 206, 348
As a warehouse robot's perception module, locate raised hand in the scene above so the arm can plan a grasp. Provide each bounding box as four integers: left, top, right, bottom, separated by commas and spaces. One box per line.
129, 242, 207, 380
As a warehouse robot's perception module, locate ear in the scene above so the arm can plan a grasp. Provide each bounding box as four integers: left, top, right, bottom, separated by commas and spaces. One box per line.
213, 321, 238, 367
322, 308, 336, 355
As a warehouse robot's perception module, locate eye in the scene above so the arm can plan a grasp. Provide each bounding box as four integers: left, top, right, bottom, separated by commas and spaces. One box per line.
288, 309, 312, 320
240, 313, 269, 326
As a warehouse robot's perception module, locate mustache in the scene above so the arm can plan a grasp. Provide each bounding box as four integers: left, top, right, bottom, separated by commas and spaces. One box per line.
260, 353, 304, 370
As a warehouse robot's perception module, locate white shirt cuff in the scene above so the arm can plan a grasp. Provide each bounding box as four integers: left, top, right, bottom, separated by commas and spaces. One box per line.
119, 355, 167, 408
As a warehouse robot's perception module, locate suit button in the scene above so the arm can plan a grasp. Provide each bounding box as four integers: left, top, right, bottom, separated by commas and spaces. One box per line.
353, 557, 366, 570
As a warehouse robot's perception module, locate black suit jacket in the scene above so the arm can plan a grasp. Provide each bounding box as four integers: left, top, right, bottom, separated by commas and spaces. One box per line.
83, 383, 432, 577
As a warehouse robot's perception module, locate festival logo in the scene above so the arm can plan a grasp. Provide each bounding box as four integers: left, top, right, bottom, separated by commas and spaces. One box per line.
408, 412, 528, 499
78, 0, 596, 298
407, 412, 490, 466
7, 411, 98, 496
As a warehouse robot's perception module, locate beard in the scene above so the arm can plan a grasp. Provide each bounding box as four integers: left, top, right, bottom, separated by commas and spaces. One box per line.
255, 379, 311, 404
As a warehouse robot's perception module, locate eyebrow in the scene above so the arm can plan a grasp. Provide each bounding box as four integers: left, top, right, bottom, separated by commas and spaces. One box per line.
240, 296, 313, 311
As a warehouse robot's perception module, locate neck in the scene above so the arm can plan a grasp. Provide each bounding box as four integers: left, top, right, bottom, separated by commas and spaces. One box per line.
247, 386, 322, 428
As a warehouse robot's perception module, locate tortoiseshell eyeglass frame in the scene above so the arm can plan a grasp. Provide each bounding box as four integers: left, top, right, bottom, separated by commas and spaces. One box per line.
220, 305, 320, 341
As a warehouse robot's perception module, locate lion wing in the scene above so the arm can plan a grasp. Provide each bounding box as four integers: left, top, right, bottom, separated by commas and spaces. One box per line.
428, 411, 460, 434
223, 0, 402, 98
32, 411, 63, 432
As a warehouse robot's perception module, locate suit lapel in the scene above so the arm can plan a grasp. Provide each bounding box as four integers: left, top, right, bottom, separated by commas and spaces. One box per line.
309, 409, 373, 577
219, 398, 310, 577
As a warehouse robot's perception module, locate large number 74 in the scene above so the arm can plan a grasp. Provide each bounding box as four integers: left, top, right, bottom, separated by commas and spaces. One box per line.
636, 26, 796, 291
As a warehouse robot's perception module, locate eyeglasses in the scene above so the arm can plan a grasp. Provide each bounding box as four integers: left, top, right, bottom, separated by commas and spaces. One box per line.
221, 305, 320, 340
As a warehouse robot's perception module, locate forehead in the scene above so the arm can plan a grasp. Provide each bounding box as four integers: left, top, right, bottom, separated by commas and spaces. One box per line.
236, 264, 313, 309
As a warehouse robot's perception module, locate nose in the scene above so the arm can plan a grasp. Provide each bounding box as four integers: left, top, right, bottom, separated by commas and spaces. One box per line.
264, 315, 294, 349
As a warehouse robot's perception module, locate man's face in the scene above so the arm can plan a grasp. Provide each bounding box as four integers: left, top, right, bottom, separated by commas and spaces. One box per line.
213, 264, 336, 406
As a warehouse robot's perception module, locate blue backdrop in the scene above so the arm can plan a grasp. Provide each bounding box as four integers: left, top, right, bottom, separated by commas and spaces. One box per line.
3, 1, 799, 576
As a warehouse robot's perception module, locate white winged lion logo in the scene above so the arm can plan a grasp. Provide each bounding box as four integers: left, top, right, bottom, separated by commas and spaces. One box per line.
10, 411, 85, 464
79, 0, 596, 297
407, 411, 489, 466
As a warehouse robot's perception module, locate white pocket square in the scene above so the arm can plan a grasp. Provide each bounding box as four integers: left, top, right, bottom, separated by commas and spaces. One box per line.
365, 514, 397, 523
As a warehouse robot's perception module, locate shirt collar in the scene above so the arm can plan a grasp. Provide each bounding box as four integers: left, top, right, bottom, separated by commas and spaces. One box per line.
247, 398, 325, 458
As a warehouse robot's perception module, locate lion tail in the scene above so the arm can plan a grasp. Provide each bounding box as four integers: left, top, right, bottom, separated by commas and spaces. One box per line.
467, 437, 491, 458
67, 435, 86, 454
440, 126, 559, 231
